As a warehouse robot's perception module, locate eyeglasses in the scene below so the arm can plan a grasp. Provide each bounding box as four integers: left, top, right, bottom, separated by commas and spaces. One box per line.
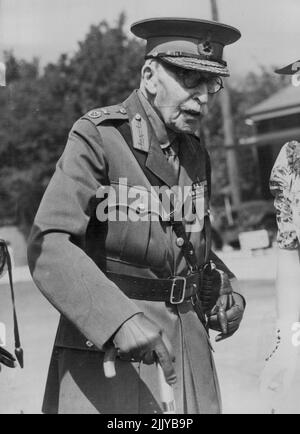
162, 62, 224, 94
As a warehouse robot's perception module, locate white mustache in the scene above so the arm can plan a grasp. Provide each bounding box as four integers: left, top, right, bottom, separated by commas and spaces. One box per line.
182, 107, 201, 113
155, 104, 207, 117
156, 105, 204, 112
181, 107, 205, 115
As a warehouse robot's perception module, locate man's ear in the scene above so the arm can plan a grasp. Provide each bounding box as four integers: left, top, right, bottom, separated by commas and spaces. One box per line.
141, 62, 158, 96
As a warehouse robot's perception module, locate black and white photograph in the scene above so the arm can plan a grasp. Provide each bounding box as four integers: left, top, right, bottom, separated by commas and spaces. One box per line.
0, 0, 300, 416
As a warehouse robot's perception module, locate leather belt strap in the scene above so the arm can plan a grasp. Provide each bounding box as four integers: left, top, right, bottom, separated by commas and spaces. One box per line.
106, 271, 200, 304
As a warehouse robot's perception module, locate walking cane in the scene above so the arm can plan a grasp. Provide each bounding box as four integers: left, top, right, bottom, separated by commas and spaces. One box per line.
103, 347, 176, 414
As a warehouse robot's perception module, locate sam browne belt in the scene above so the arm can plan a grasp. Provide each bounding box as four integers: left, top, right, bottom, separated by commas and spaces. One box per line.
106, 271, 201, 305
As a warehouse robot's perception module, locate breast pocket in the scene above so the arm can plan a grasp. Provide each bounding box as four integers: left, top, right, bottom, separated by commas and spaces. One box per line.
98, 182, 152, 266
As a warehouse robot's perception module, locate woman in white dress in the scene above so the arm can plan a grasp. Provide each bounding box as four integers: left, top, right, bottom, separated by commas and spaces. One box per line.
260, 60, 300, 411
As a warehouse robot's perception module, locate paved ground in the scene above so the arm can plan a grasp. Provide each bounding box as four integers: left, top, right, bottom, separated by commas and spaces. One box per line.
0, 278, 300, 414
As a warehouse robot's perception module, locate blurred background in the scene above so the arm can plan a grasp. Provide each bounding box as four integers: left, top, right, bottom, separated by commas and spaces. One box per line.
0, 0, 300, 414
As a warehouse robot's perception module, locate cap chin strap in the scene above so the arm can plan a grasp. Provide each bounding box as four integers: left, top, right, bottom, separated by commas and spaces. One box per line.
145, 52, 228, 67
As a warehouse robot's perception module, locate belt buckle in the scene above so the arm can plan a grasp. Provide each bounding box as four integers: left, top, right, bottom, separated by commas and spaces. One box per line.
170, 277, 187, 304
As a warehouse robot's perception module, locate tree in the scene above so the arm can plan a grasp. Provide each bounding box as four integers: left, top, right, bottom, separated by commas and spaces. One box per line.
0, 15, 144, 236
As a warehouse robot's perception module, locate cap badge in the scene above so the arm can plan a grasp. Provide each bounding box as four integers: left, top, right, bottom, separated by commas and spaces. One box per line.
197, 39, 213, 58
88, 110, 102, 119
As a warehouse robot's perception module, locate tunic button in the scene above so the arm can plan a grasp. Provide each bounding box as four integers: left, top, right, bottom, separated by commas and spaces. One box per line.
176, 237, 185, 247
135, 114, 142, 121
137, 203, 146, 214
86, 340, 94, 348
120, 108, 127, 114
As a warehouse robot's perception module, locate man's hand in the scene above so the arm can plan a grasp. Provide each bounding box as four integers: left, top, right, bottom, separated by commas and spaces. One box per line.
201, 265, 245, 341
112, 313, 176, 386
202, 268, 246, 342
207, 292, 245, 342
200, 264, 232, 314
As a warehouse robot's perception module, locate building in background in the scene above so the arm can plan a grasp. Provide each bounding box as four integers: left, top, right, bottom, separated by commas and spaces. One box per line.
240, 85, 300, 199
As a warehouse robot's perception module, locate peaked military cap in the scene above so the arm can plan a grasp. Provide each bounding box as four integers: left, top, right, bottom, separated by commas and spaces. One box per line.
275, 60, 300, 75
131, 17, 241, 77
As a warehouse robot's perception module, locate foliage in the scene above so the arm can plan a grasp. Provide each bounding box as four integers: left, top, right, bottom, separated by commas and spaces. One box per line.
0, 15, 144, 236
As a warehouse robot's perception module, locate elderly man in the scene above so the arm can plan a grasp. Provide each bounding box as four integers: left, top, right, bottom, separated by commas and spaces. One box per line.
28, 18, 245, 414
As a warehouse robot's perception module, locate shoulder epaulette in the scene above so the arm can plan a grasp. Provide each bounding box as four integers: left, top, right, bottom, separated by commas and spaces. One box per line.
82, 104, 128, 126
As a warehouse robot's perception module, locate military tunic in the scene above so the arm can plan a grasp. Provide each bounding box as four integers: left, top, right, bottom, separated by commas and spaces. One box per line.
28, 90, 235, 414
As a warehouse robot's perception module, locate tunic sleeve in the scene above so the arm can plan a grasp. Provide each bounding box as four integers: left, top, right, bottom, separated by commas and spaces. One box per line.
270, 142, 300, 250
27, 118, 142, 351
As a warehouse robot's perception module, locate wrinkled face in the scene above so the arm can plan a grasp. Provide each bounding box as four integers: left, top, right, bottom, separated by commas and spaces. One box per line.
142, 60, 220, 134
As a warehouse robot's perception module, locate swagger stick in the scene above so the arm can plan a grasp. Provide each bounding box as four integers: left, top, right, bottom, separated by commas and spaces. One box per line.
103, 346, 117, 378
103, 347, 176, 414
156, 362, 176, 414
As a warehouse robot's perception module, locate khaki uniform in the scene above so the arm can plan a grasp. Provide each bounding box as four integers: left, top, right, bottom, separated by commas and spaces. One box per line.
28, 90, 234, 414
